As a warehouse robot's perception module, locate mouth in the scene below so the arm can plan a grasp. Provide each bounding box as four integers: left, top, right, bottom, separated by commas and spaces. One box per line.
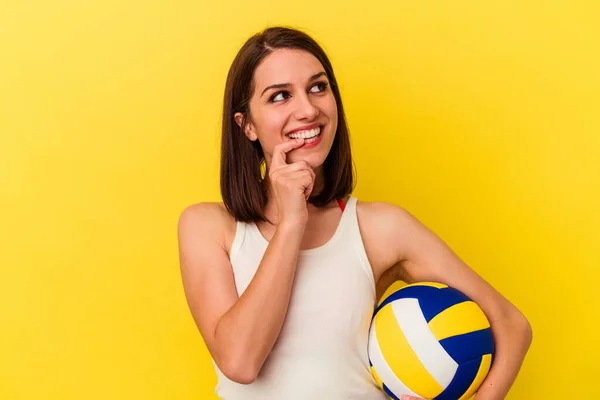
286, 125, 322, 144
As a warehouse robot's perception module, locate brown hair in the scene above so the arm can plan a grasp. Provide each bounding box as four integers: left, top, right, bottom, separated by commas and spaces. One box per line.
220, 26, 355, 223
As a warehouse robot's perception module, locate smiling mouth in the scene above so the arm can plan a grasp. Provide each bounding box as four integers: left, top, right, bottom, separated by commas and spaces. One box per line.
286, 126, 322, 143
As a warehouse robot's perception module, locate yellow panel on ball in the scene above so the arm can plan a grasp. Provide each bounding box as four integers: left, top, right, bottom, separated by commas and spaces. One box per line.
428, 301, 491, 341
375, 303, 445, 399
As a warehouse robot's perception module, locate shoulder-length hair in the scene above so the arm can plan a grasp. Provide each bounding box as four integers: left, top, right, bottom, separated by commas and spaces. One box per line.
220, 26, 355, 223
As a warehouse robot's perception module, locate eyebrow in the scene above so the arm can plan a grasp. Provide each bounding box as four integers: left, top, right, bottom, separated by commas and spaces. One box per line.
260, 71, 327, 97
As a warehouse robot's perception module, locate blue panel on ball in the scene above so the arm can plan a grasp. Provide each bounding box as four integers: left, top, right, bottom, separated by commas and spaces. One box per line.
376, 286, 471, 322
434, 356, 482, 400
383, 383, 401, 400
439, 328, 495, 364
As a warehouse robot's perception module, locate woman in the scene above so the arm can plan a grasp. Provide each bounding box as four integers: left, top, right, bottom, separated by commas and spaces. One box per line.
178, 26, 532, 400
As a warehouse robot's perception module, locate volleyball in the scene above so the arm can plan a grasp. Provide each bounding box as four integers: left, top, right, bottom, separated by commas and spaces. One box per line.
368, 282, 495, 400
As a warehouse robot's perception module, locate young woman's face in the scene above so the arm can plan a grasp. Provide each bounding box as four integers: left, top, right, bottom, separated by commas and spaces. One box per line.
237, 49, 338, 170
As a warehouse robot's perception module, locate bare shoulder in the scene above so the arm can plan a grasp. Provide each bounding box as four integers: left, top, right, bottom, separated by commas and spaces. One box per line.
178, 202, 237, 256
355, 200, 414, 226
356, 199, 419, 242
178, 201, 231, 226
355, 200, 425, 281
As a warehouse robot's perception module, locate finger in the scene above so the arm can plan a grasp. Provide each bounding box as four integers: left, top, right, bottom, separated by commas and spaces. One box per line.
283, 160, 314, 173
285, 167, 315, 200
307, 170, 315, 199
401, 396, 423, 400
304, 173, 315, 200
305, 170, 315, 199
271, 169, 312, 190
286, 161, 316, 182
269, 160, 314, 182
271, 138, 305, 170
287, 172, 314, 200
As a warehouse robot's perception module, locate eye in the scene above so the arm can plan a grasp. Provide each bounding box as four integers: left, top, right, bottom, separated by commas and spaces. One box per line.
269, 91, 291, 103
309, 81, 328, 93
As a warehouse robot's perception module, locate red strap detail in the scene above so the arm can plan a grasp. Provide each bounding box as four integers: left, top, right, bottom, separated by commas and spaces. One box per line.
336, 198, 346, 212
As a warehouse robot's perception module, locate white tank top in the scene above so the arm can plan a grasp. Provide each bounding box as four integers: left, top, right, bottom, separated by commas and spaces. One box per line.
213, 196, 388, 400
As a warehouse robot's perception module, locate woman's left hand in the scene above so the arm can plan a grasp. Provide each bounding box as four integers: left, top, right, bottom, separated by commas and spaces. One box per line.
401, 396, 424, 400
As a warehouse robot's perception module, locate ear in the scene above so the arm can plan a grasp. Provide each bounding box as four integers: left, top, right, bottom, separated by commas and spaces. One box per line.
234, 112, 258, 141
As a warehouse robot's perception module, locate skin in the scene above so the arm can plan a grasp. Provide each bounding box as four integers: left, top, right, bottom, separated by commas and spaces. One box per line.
235, 48, 338, 225
178, 48, 532, 398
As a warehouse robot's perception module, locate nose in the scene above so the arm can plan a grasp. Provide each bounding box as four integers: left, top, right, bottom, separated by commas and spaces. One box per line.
293, 92, 319, 121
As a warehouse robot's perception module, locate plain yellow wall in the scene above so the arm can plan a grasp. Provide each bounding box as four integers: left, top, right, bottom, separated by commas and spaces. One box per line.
1, 1, 599, 398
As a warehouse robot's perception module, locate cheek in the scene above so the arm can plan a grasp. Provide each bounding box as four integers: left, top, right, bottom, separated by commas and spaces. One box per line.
257, 109, 287, 138
324, 97, 338, 127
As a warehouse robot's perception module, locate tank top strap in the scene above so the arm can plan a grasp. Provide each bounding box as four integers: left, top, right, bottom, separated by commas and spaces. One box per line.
340, 196, 377, 298
229, 221, 247, 264
343, 196, 364, 242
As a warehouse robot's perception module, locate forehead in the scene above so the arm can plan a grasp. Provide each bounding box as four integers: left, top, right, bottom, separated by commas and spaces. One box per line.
253, 49, 325, 87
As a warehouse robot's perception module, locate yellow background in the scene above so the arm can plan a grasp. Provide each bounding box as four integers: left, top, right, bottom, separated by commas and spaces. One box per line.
1, 1, 598, 398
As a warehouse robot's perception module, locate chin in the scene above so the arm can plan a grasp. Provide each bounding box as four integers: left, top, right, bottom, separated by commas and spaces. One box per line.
288, 153, 327, 169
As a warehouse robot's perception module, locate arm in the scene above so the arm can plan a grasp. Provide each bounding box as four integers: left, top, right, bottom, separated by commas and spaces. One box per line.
371, 203, 532, 400
178, 203, 305, 384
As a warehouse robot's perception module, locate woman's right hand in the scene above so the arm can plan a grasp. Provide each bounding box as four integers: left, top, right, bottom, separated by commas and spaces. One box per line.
268, 138, 316, 227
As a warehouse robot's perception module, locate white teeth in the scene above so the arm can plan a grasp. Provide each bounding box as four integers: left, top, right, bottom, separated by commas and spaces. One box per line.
288, 127, 321, 139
